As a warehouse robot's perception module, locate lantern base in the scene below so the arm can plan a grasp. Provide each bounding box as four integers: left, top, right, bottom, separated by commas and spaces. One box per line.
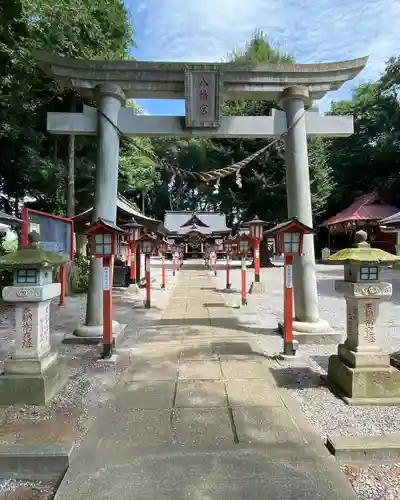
324, 355, 400, 406
278, 318, 341, 344
248, 281, 265, 295
0, 355, 68, 405
67, 321, 126, 345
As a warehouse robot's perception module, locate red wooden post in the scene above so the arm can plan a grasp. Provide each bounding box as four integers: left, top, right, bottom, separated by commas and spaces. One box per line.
254, 239, 261, 283
241, 257, 247, 306
283, 254, 294, 355
102, 255, 114, 358
59, 264, 66, 306
130, 241, 137, 283
161, 254, 166, 289
226, 255, 231, 289
21, 206, 29, 248
145, 253, 151, 308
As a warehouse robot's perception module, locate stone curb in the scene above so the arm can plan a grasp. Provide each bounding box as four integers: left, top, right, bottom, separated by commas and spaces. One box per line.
0, 443, 73, 481
326, 434, 400, 463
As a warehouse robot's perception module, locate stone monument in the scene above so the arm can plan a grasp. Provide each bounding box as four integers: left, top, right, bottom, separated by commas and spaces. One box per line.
324, 230, 400, 405
0, 231, 68, 405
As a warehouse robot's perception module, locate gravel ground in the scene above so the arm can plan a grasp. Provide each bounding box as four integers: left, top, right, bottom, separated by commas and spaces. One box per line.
0, 258, 176, 495
215, 260, 400, 500
0, 480, 56, 499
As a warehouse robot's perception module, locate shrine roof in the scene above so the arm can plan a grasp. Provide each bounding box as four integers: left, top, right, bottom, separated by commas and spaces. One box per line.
319, 192, 399, 228
164, 211, 229, 233
73, 194, 167, 234
0, 211, 23, 227
380, 210, 400, 227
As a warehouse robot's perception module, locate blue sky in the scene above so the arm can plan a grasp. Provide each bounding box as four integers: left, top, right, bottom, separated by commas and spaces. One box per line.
126, 0, 400, 116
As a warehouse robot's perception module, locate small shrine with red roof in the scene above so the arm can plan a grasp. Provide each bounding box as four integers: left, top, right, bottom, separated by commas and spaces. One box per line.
164, 211, 231, 258
318, 192, 399, 253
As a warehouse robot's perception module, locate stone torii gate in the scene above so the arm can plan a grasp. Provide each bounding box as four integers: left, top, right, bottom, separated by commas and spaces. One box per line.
35, 52, 368, 342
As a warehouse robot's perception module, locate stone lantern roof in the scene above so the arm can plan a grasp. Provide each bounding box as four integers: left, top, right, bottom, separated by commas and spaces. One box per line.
0, 231, 67, 269
328, 230, 400, 264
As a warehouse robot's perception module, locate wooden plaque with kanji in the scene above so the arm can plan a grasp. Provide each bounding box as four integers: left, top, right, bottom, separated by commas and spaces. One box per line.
184, 67, 222, 128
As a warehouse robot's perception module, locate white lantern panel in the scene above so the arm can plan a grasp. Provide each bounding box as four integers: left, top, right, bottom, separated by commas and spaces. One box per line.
291, 232, 300, 242
360, 266, 378, 281
284, 242, 292, 253
17, 269, 38, 284
283, 232, 291, 243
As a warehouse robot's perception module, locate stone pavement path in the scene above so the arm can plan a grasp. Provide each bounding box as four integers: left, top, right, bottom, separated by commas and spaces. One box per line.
54, 264, 357, 500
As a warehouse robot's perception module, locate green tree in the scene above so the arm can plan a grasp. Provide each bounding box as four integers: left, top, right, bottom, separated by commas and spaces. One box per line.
322, 59, 400, 219
0, 0, 135, 218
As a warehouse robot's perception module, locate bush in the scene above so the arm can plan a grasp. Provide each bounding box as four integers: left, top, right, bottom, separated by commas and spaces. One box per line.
70, 254, 91, 294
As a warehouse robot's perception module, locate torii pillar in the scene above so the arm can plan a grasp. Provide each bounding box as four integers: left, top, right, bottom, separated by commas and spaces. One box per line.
74, 84, 126, 339
35, 51, 368, 343
280, 86, 334, 341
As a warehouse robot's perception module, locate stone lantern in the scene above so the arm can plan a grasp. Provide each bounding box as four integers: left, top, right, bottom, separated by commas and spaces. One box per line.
0, 231, 68, 405
325, 230, 400, 405
246, 216, 266, 294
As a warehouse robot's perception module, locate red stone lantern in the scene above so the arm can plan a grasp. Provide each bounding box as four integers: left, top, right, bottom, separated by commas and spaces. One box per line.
246, 216, 266, 286
87, 218, 124, 359
237, 234, 252, 305
122, 217, 143, 286
139, 234, 158, 308
265, 218, 316, 356
158, 238, 169, 289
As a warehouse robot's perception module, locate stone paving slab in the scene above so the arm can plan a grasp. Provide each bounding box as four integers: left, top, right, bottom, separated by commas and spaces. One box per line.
233, 407, 307, 445
121, 380, 176, 409
226, 380, 282, 407
220, 359, 274, 379
172, 408, 234, 447
123, 360, 178, 381
179, 344, 218, 360
175, 380, 226, 407
178, 360, 222, 380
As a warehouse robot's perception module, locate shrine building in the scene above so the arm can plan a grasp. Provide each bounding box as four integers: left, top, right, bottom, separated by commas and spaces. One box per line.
164, 211, 231, 258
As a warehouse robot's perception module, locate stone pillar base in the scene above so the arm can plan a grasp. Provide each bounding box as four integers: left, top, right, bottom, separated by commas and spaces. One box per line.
278, 318, 341, 344
248, 281, 265, 295
324, 354, 400, 405
65, 321, 126, 345
0, 355, 68, 405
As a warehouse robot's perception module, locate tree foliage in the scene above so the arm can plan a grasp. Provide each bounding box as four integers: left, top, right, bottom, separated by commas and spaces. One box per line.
0, 0, 158, 218
320, 59, 400, 220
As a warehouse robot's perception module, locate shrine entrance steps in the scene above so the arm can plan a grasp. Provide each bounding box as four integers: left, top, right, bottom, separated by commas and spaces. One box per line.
54, 265, 356, 500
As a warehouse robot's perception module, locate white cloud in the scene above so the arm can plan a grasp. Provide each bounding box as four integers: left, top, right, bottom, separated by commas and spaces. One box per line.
130, 0, 400, 110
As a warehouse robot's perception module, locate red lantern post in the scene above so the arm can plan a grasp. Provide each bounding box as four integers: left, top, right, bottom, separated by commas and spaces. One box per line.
247, 216, 266, 293
265, 218, 316, 356
140, 234, 158, 308
158, 238, 169, 289
122, 218, 143, 289
87, 218, 124, 359
238, 234, 252, 306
